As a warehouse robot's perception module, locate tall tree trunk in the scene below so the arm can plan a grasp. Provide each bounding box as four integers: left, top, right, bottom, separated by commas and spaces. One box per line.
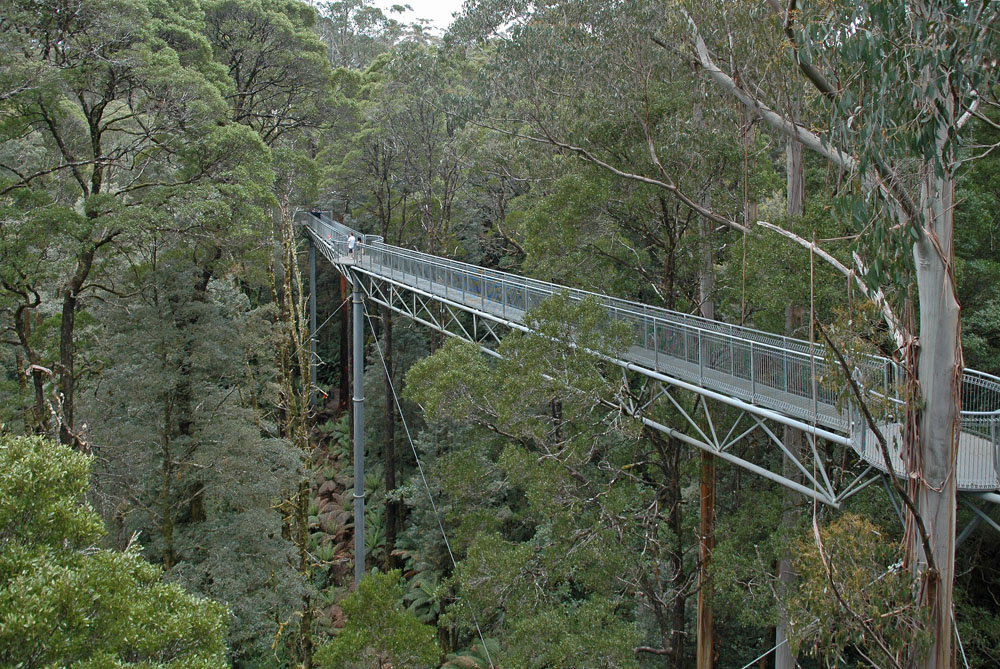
647, 425, 688, 668
776, 128, 804, 669
58, 244, 96, 448
906, 155, 959, 669
696, 185, 716, 669
697, 450, 715, 669
160, 430, 175, 570
667, 440, 686, 669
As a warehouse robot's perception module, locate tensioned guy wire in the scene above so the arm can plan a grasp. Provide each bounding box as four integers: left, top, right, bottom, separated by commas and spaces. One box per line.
293, 297, 347, 362
362, 303, 496, 668
245, 296, 347, 414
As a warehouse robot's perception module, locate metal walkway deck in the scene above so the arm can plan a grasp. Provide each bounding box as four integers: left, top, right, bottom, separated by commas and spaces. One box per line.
304, 213, 1000, 504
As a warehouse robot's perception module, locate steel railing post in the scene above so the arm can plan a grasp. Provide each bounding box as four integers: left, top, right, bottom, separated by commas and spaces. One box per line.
502, 278, 507, 319
994, 419, 999, 486
783, 352, 788, 393
654, 321, 659, 369
698, 330, 704, 384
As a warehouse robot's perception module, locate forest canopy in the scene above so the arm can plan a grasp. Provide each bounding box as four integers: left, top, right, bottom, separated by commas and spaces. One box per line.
1, 0, 999, 667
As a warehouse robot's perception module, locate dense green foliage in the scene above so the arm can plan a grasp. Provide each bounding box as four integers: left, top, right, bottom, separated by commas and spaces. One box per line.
0, 435, 228, 667
314, 570, 440, 667
2, 0, 998, 666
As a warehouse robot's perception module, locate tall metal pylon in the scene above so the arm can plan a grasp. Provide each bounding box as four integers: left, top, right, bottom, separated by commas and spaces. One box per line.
309, 237, 318, 409
351, 271, 366, 586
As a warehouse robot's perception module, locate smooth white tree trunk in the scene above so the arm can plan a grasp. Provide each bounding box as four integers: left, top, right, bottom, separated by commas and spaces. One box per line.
908, 162, 959, 669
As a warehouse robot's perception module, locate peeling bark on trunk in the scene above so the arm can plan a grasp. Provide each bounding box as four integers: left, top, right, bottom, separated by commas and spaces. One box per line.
906, 161, 959, 669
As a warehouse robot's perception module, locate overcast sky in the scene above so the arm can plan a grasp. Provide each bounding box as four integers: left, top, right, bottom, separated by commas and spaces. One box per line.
375, 0, 467, 33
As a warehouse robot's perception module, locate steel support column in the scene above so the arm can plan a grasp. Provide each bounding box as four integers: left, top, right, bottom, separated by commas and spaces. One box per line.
309, 237, 318, 409
352, 273, 365, 586
697, 451, 716, 669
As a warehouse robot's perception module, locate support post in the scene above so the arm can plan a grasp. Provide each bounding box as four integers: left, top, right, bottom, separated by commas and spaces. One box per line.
697, 450, 715, 669
309, 237, 318, 409
352, 274, 365, 587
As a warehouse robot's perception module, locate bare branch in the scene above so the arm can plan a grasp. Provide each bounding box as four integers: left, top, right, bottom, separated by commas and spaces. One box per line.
635, 646, 673, 656
765, 0, 841, 99
814, 320, 935, 575
679, 9, 920, 223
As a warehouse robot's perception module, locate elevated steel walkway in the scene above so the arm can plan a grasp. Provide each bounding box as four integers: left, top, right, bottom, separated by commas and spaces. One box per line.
304, 213, 1000, 506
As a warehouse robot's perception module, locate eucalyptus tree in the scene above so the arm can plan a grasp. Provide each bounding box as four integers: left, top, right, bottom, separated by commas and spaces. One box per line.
330, 43, 479, 253
404, 295, 649, 665
678, 2, 1000, 664
317, 0, 410, 70
323, 42, 483, 571
453, 0, 1000, 663
451, 3, 767, 663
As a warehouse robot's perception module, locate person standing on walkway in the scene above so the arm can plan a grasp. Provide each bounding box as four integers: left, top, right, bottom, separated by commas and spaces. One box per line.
347, 233, 356, 259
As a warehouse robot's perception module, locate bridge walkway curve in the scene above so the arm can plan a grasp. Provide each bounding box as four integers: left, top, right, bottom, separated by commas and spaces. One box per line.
304, 213, 1000, 506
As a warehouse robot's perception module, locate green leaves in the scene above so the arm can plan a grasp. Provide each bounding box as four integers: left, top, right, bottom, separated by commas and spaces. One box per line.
0, 435, 228, 667
406, 293, 637, 447
404, 294, 647, 664
314, 570, 440, 668
785, 513, 926, 666
0, 435, 104, 556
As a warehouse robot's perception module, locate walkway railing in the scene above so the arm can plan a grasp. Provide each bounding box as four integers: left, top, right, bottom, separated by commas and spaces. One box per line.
305, 214, 1000, 491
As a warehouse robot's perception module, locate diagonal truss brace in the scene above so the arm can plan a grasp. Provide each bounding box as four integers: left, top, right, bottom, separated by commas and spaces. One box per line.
639, 383, 839, 506
362, 273, 509, 353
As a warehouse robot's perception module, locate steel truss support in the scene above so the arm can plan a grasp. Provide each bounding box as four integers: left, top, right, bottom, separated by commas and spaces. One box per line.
957, 495, 1000, 545
342, 266, 847, 505
629, 381, 840, 506
363, 274, 511, 354
306, 213, 1000, 502
330, 263, 941, 509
